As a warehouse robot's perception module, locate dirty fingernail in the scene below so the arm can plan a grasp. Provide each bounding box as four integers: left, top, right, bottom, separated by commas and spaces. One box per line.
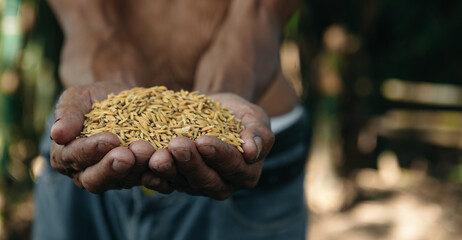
172, 149, 191, 162
198, 145, 216, 158
112, 159, 132, 173
134, 153, 152, 163
153, 161, 172, 172
253, 136, 263, 161
97, 142, 116, 153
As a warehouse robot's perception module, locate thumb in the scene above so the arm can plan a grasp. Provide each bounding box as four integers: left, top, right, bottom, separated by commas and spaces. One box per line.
51, 82, 133, 145
50, 86, 94, 145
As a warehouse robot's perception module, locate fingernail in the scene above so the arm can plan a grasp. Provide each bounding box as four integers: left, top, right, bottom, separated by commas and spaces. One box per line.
172, 149, 191, 162
112, 159, 132, 173
198, 145, 216, 157
97, 142, 117, 153
253, 136, 263, 162
134, 153, 151, 162
153, 161, 172, 172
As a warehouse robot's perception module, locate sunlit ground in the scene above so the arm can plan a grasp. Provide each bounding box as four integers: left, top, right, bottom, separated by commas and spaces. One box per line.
305, 106, 462, 240
305, 153, 462, 240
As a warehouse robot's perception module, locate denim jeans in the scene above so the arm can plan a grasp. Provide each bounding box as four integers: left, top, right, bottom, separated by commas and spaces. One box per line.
32, 106, 311, 240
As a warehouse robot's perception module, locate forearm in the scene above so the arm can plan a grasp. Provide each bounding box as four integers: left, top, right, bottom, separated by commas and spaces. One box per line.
193, 0, 300, 102
47, 0, 148, 88
47, 0, 116, 38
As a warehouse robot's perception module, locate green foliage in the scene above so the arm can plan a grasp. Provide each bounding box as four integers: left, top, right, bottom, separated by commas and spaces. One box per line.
284, 10, 300, 40
0, 0, 62, 238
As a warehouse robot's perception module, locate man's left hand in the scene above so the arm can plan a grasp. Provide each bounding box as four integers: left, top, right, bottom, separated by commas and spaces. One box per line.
141, 93, 274, 200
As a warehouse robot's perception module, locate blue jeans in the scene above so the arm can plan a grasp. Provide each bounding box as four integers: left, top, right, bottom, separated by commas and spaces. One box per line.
32, 107, 311, 240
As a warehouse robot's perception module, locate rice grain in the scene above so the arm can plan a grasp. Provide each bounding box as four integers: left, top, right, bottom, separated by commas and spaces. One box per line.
80, 86, 245, 152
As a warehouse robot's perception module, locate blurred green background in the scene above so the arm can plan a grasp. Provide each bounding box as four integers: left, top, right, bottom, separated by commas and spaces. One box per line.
0, 0, 461, 239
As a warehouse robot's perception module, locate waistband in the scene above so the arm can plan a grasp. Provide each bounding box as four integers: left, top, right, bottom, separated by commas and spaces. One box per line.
256, 105, 311, 189
270, 105, 305, 135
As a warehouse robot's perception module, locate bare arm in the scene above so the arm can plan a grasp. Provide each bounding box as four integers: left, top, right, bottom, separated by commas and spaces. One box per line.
194, 0, 301, 101
47, 0, 152, 88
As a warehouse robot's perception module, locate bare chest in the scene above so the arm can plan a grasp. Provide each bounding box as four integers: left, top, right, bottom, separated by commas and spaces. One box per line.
57, 0, 230, 89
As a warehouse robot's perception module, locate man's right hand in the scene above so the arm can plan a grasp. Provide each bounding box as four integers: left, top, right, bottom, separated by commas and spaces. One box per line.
49, 83, 156, 193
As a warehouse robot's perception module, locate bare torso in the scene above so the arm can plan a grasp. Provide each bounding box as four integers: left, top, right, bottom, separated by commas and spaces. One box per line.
49, 0, 298, 117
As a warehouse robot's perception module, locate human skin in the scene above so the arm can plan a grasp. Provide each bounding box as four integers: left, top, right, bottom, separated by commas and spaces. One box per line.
48, 0, 300, 199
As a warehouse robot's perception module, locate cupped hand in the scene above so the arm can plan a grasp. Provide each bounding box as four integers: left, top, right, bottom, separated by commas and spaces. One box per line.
142, 93, 275, 200
50, 83, 156, 193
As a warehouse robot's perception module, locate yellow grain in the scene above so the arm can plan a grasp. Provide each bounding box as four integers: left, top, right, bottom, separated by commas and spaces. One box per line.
79, 86, 244, 151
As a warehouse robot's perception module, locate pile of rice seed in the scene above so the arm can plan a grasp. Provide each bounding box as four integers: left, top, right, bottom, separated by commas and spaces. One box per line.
80, 86, 245, 152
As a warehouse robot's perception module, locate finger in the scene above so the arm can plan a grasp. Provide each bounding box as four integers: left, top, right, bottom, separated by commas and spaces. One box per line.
196, 135, 263, 189
207, 94, 274, 164
148, 148, 189, 191
129, 140, 155, 168
50, 132, 120, 175
168, 137, 234, 199
51, 87, 94, 145
141, 172, 174, 194
239, 121, 274, 164
77, 146, 135, 193
122, 140, 155, 187
234, 102, 274, 164
51, 82, 134, 144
